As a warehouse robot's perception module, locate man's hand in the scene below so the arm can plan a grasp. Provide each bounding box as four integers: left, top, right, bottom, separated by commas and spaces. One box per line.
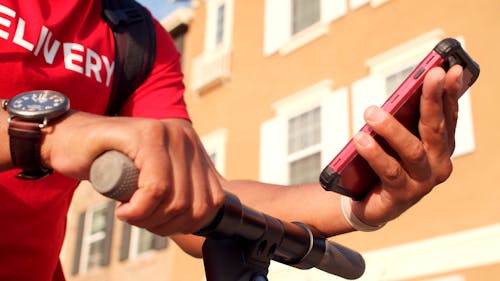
41, 114, 225, 236
350, 65, 465, 226
114, 119, 225, 235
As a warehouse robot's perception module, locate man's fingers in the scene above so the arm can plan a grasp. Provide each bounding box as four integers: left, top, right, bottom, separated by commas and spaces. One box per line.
442, 65, 464, 152
117, 122, 224, 235
360, 106, 431, 183
353, 130, 407, 193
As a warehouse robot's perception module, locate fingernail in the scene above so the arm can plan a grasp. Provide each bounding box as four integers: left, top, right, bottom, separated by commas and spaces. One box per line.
365, 106, 384, 122
354, 132, 371, 147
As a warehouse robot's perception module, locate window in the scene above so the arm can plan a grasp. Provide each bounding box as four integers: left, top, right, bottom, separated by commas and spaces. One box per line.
72, 201, 115, 275
204, 0, 233, 52
131, 228, 159, 257
215, 3, 226, 45
291, 0, 320, 35
352, 64, 414, 132
264, 0, 347, 56
287, 107, 322, 184
260, 80, 350, 185
119, 224, 168, 261
289, 152, 322, 185
208, 152, 218, 164
349, 63, 415, 132
190, 0, 233, 92
385, 65, 415, 96
288, 108, 321, 154
85, 207, 107, 268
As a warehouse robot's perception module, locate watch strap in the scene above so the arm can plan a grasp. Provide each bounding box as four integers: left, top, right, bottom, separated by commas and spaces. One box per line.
8, 119, 52, 179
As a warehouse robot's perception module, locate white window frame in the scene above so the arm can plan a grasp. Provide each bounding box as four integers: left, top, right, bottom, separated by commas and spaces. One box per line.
202, 128, 228, 176
286, 107, 322, 185
259, 80, 350, 184
190, 0, 233, 92
79, 204, 109, 274
128, 226, 156, 260
204, 0, 233, 53
263, 0, 347, 56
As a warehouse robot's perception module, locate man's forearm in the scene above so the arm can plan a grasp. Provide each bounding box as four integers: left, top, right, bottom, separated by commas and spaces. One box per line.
222, 179, 355, 237
171, 180, 356, 259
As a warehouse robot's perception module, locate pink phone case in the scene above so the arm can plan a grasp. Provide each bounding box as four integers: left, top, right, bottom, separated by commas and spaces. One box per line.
319, 38, 480, 200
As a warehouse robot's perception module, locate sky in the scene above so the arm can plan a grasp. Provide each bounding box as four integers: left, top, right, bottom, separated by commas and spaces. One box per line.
136, 0, 191, 20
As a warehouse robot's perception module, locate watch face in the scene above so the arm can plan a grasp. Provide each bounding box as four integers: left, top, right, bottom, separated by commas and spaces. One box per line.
7, 90, 70, 121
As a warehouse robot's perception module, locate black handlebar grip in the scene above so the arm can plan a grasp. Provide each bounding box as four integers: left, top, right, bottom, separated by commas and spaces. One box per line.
318, 240, 365, 279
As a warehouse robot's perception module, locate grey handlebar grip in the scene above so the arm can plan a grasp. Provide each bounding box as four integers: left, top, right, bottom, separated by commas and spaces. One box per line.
90, 150, 138, 202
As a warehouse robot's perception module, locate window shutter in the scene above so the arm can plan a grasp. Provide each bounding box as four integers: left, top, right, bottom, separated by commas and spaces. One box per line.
320, 88, 350, 167
321, 0, 347, 23
351, 74, 386, 133
259, 117, 288, 184
101, 201, 115, 266
119, 223, 132, 261
263, 0, 290, 56
71, 212, 85, 275
453, 91, 476, 157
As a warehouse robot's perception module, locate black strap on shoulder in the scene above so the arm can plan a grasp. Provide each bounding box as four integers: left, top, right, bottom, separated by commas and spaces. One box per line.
102, 0, 156, 115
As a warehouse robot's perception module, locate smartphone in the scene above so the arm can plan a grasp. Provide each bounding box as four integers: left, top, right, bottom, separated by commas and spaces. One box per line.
319, 38, 480, 201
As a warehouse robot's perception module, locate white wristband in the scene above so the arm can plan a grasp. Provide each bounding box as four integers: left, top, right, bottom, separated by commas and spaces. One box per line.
340, 195, 385, 232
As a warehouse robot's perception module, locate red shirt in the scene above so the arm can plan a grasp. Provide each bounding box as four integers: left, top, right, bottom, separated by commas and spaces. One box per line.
0, 0, 189, 280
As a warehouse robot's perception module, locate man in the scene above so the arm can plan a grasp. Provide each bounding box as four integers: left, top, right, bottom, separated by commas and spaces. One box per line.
0, 0, 465, 279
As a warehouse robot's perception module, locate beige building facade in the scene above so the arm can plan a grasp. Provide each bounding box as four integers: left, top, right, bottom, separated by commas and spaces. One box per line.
61, 0, 500, 280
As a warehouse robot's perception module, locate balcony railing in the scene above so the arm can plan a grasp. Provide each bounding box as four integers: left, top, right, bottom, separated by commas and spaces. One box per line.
190, 48, 231, 93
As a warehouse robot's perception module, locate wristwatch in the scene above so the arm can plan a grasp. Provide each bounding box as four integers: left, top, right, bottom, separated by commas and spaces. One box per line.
2, 90, 70, 179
